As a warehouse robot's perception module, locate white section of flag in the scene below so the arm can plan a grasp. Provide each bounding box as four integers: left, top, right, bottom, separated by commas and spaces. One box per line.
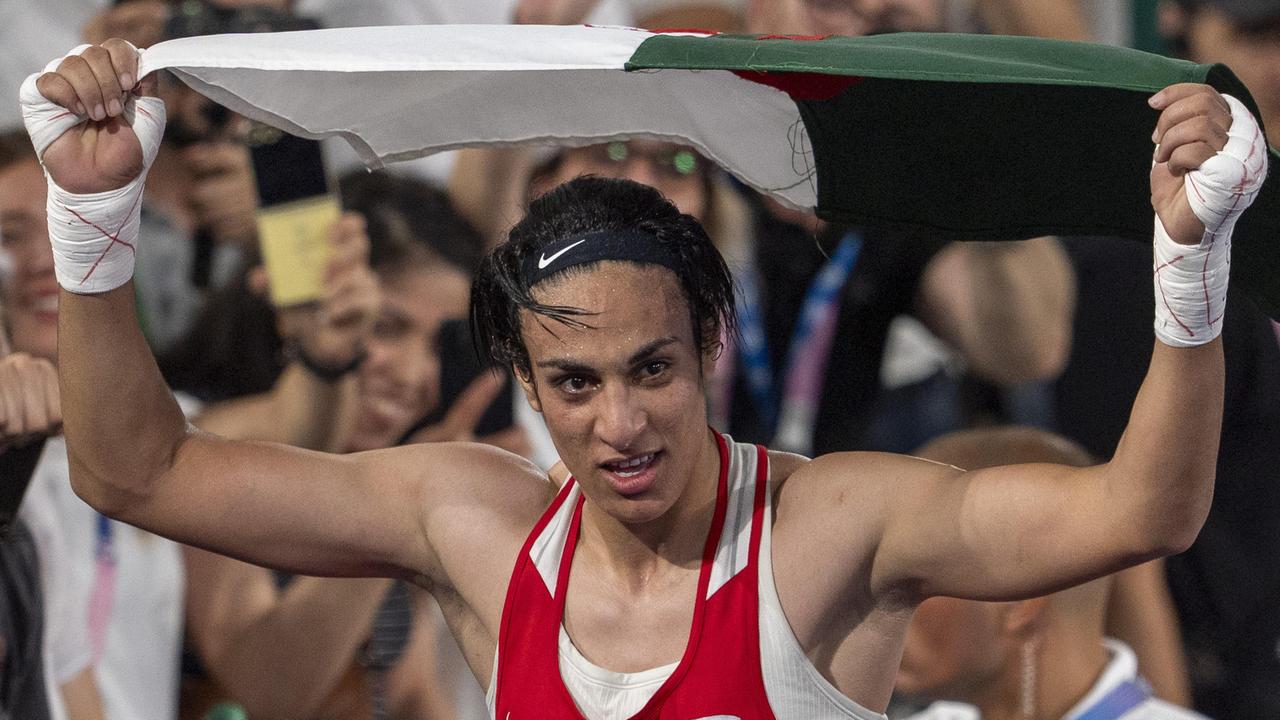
137, 25, 817, 208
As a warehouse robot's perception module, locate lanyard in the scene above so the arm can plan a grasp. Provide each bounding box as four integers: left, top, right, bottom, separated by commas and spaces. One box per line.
728, 231, 862, 455
88, 513, 117, 662
1072, 679, 1152, 720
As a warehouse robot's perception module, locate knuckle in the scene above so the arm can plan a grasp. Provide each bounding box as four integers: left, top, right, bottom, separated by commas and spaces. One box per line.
35, 73, 62, 93
101, 37, 133, 52
57, 54, 87, 73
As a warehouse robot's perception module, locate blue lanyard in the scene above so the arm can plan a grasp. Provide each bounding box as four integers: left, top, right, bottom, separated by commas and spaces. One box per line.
734, 231, 862, 440
95, 513, 115, 562
1072, 679, 1152, 720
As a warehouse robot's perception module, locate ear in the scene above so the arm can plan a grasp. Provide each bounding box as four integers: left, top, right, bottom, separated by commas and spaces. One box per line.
515, 365, 542, 413
1001, 597, 1050, 637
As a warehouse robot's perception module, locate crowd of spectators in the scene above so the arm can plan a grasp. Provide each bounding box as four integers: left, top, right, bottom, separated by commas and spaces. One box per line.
0, 0, 1277, 719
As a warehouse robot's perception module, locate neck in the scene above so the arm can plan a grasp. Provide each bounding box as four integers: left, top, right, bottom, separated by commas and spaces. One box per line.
969, 629, 1110, 720
577, 428, 721, 587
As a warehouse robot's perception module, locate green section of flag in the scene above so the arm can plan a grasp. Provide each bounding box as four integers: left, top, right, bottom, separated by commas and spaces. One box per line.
627, 32, 1209, 92
627, 32, 1280, 319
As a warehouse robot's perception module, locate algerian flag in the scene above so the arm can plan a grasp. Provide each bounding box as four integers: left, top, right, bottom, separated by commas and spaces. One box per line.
136, 25, 1280, 317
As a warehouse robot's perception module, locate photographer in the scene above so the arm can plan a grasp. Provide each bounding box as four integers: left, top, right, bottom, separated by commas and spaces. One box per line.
82, 0, 318, 352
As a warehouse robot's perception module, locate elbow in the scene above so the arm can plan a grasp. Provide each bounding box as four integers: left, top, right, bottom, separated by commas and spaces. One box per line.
1130, 483, 1213, 560
1136, 518, 1201, 560
66, 429, 187, 522
68, 465, 136, 519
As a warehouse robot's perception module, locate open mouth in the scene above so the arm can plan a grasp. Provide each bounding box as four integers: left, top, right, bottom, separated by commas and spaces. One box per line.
600, 451, 662, 497
604, 452, 657, 477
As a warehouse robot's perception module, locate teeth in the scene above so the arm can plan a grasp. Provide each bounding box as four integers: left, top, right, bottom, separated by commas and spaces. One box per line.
609, 453, 654, 472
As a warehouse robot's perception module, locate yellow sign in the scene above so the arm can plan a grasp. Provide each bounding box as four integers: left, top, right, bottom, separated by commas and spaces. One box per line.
256, 195, 340, 307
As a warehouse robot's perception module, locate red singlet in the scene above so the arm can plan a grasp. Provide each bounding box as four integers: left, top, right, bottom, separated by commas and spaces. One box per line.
492, 431, 777, 719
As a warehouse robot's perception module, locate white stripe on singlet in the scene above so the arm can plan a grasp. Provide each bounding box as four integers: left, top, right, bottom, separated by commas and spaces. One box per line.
486, 436, 887, 719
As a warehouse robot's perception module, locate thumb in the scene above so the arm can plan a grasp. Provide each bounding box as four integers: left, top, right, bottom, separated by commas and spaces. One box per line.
246, 265, 271, 298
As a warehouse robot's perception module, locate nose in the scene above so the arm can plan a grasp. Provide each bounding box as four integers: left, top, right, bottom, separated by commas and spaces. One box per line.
360, 339, 402, 384
594, 383, 648, 452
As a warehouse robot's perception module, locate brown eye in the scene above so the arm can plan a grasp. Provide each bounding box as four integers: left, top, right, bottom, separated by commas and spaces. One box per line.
559, 375, 592, 394
642, 361, 669, 378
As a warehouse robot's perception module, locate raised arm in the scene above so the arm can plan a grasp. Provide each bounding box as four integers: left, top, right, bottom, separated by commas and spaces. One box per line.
24, 41, 549, 583
794, 84, 1264, 606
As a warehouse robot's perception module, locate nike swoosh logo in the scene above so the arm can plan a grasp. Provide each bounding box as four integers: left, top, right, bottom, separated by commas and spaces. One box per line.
537, 239, 587, 269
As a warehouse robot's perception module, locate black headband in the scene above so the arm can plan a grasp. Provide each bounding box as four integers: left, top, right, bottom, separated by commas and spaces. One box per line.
521, 230, 685, 287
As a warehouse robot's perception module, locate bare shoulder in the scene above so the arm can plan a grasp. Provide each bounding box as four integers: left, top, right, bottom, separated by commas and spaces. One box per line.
369, 440, 557, 523
772, 449, 957, 503
376, 441, 557, 619
765, 449, 962, 661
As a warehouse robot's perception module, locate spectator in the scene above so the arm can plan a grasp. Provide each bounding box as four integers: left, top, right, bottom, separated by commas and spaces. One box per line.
452, 139, 1071, 458
79, 0, 319, 352
23, 28, 1257, 719
0, 348, 60, 720
897, 427, 1198, 719
182, 171, 514, 720
0, 128, 111, 720
1046, 6, 1280, 718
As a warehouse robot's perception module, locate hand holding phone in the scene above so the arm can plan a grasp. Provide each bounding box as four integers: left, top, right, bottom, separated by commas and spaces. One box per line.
399, 318, 517, 446
276, 213, 380, 370
251, 129, 339, 307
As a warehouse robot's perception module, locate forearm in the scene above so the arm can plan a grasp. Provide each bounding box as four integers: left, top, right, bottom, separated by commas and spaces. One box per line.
57, 283, 191, 512
1106, 341, 1222, 557
194, 364, 353, 449
196, 569, 392, 718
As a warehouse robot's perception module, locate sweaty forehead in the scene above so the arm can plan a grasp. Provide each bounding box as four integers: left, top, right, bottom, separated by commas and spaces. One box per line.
521, 262, 693, 359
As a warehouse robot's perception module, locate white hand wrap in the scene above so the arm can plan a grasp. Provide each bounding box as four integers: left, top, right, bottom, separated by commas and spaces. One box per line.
1153, 94, 1268, 348
19, 43, 166, 295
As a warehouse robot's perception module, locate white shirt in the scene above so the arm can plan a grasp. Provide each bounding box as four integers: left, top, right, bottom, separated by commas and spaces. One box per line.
906, 640, 1209, 720
20, 437, 185, 720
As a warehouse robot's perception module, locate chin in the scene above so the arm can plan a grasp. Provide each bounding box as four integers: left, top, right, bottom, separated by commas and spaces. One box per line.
606, 496, 678, 526
587, 477, 681, 526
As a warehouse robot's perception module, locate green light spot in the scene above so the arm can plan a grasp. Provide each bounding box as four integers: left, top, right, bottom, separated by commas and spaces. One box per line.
673, 151, 697, 175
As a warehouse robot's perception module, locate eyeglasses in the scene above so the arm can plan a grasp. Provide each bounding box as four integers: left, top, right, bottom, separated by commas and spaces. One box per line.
583, 142, 702, 181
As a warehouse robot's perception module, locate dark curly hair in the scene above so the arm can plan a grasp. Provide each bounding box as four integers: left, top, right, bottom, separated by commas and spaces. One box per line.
472, 176, 736, 379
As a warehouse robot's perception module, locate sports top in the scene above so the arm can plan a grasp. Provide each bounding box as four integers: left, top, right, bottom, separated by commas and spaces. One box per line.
489, 432, 884, 719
